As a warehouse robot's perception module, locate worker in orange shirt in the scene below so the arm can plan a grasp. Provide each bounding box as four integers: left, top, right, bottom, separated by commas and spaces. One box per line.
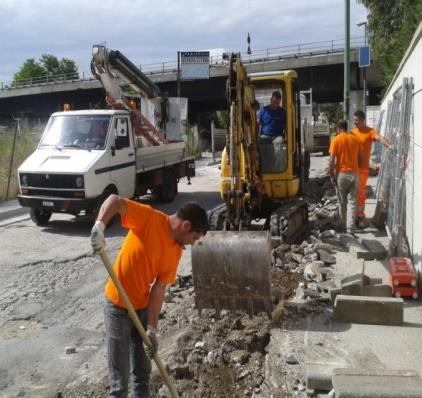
329, 119, 363, 233
351, 110, 391, 227
90, 195, 208, 397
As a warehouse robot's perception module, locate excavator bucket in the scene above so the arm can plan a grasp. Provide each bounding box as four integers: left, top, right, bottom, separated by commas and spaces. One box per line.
191, 231, 272, 317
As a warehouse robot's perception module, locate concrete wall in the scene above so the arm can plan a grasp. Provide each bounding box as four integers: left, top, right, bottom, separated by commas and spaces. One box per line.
380, 23, 422, 278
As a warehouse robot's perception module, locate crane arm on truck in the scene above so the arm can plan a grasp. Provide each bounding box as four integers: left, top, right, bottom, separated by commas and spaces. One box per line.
91, 45, 168, 145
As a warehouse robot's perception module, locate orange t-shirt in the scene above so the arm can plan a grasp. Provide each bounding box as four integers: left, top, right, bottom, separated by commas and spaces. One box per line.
105, 200, 182, 309
351, 126, 378, 170
329, 132, 362, 173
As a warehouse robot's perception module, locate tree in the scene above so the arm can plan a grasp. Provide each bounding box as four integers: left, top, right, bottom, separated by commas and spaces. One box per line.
13, 54, 78, 85
12, 59, 46, 85
357, 0, 422, 88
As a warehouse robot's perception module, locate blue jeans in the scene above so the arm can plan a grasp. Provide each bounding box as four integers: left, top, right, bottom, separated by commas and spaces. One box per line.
104, 299, 151, 398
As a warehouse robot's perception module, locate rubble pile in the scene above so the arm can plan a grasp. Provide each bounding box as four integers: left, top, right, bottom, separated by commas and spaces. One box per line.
151, 175, 344, 397
152, 310, 272, 397
271, 175, 343, 304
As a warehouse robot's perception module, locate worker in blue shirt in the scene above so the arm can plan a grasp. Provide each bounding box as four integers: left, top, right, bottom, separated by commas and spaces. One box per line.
258, 91, 286, 139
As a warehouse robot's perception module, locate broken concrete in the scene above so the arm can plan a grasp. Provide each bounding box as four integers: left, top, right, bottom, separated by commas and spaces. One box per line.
334, 295, 403, 325
361, 239, 388, 260
362, 284, 392, 297
317, 249, 336, 265
341, 273, 369, 296
305, 360, 347, 391
332, 368, 422, 398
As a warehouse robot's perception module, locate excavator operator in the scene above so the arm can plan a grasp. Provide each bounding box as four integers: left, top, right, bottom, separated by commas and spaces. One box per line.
258, 91, 287, 173
258, 91, 286, 140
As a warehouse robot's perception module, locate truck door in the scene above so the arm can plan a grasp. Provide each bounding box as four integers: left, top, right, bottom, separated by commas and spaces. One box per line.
110, 116, 136, 198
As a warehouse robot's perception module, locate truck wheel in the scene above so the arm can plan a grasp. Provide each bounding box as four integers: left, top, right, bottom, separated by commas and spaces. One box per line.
158, 168, 177, 203
30, 208, 52, 226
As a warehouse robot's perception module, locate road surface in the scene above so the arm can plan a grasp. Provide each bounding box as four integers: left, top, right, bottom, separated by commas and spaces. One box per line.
0, 162, 221, 397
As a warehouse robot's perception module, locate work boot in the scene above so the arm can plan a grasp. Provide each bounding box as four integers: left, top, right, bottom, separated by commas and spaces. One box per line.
355, 218, 367, 229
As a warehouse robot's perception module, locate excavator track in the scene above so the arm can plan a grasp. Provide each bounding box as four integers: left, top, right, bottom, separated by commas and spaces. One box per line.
270, 198, 309, 243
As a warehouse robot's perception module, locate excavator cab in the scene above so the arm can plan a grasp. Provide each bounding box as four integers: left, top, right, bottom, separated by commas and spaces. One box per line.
192, 54, 308, 317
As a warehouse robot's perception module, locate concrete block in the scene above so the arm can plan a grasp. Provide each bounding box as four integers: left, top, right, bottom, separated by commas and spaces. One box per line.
306, 360, 347, 391
339, 234, 367, 252
329, 287, 341, 302
333, 295, 403, 325
367, 277, 383, 285
332, 368, 422, 397
339, 234, 384, 260
362, 284, 392, 297
341, 273, 370, 296
364, 260, 390, 283
361, 239, 388, 260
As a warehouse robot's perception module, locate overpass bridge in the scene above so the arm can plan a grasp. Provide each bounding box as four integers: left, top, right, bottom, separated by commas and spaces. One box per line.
0, 37, 381, 119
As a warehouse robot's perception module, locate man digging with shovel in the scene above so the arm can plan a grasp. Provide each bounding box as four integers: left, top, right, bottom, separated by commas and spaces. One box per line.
90, 195, 207, 397
329, 120, 363, 234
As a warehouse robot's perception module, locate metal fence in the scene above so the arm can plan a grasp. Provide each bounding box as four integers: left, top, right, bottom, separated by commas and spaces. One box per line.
1, 36, 364, 90
374, 78, 414, 256
0, 121, 44, 202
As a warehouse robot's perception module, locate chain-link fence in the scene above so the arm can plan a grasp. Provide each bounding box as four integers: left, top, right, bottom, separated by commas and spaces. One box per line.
0, 120, 44, 202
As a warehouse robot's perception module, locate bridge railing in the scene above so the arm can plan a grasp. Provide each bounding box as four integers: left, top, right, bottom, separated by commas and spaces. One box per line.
1, 36, 364, 90
139, 36, 364, 74
0, 71, 95, 91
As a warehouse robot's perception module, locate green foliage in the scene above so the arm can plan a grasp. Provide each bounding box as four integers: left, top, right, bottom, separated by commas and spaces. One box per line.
12, 59, 46, 83
216, 110, 229, 130
0, 129, 42, 201
317, 103, 343, 126
13, 54, 78, 85
185, 130, 202, 158
357, 0, 422, 88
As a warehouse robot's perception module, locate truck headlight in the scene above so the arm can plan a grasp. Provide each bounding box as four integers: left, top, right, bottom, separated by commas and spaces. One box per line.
21, 174, 28, 185
75, 176, 84, 188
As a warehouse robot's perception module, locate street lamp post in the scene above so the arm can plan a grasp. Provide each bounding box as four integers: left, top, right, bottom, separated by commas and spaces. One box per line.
357, 21, 368, 111
344, 0, 350, 122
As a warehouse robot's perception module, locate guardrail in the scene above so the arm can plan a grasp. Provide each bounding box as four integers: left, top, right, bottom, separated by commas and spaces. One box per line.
1, 36, 364, 91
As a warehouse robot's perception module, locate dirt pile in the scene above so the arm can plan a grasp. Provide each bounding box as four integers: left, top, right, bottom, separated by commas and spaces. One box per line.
152, 309, 271, 397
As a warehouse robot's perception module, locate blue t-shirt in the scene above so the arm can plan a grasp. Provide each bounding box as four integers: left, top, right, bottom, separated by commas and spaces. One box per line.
258, 105, 286, 136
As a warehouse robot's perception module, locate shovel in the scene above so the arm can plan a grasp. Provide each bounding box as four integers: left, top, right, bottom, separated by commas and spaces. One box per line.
97, 249, 179, 398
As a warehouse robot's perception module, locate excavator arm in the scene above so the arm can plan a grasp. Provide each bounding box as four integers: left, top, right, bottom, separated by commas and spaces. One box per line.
224, 54, 262, 229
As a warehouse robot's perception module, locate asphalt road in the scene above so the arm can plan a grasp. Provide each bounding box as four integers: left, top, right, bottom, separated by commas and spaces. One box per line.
0, 154, 329, 397
0, 162, 221, 397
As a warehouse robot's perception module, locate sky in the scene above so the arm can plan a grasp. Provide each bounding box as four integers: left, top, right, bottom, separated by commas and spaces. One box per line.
0, 0, 368, 82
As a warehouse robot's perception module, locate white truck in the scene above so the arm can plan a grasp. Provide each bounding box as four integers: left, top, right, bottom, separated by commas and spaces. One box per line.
17, 45, 195, 225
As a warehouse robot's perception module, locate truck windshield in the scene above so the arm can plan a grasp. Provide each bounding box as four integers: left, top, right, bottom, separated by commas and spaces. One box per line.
39, 115, 112, 150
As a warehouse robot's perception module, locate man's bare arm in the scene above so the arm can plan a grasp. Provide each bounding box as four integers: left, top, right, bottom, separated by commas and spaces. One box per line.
147, 279, 167, 329
375, 134, 390, 147
96, 194, 127, 225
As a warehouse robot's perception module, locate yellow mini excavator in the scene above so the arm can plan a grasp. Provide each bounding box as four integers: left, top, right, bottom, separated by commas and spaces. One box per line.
192, 54, 309, 317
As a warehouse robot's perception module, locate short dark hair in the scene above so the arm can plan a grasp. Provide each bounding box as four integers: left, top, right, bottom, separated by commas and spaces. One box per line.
354, 110, 365, 120
271, 91, 282, 100
177, 202, 208, 235
337, 119, 348, 131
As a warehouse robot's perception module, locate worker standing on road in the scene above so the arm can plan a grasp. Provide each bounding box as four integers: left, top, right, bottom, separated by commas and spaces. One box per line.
90, 196, 208, 397
351, 110, 391, 227
329, 120, 363, 233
